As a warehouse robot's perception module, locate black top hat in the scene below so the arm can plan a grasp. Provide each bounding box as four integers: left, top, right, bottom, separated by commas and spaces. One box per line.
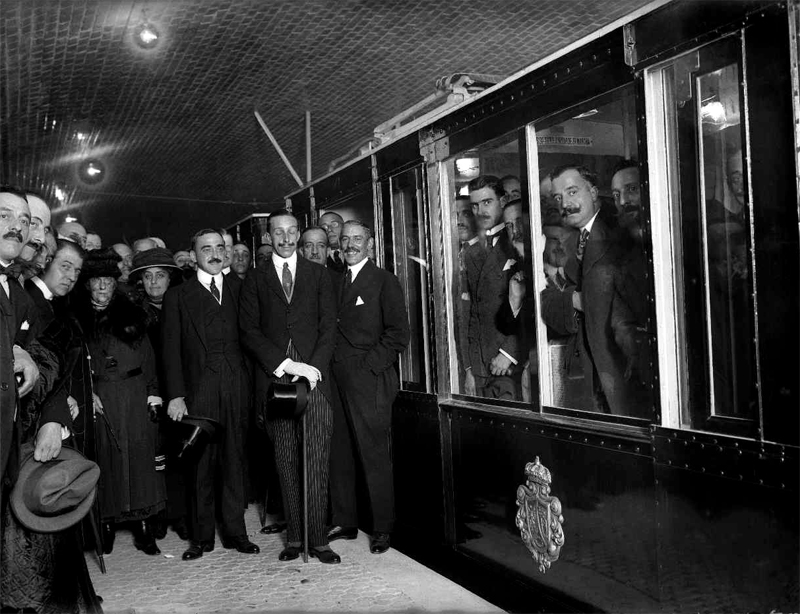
267, 378, 310, 420
11, 445, 100, 533
173, 416, 224, 462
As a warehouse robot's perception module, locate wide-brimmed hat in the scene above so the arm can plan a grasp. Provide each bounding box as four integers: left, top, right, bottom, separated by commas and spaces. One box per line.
267, 378, 310, 420
80, 247, 122, 280
173, 416, 224, 462
129, 247, 181, 280
11, 444, 100, 533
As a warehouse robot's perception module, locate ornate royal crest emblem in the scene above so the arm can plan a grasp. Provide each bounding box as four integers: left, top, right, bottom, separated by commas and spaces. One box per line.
515, 456, 565, 574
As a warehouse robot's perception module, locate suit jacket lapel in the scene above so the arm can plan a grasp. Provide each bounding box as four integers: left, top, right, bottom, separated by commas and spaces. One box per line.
582, 218, 612, 276
184, 278, 209, 350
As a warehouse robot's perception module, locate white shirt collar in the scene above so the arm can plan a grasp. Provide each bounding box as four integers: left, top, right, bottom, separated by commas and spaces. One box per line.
222, 266, 231, 276
486, 222, 505, 238
347, 256, 369, 282
582, 210, 601, 234
196, 268, 224, 301
272, 251, 298, 279
32, 276, 54, 301
466, 235, 480, 247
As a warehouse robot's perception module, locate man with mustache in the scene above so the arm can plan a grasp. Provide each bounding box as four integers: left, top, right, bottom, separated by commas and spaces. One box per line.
462, 175, 522, 399
328, 220, 409, 555
0, 186, 49, 510
239, 210, 340, 563
541, 165, 650, 416
162, 228, 258, 560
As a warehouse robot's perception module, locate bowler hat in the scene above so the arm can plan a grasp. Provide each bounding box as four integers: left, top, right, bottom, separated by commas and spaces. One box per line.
11, 444, 100, 533
267, 378, 310, 420
173, 416, 224, 462
129, 247, 181, 280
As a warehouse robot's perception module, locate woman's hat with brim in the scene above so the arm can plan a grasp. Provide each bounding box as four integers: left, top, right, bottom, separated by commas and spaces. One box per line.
11, 444, 100, 533
80, 247, 122, 280
129, 247, 181, 281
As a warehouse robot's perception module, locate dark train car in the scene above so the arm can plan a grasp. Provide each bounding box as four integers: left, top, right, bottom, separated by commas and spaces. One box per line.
285, 1, 799, 611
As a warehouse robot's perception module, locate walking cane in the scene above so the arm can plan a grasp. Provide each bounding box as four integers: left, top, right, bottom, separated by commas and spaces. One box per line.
302, 410, 308, 564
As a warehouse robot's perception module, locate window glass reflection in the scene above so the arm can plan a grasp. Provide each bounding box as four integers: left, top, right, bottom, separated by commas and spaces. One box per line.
448, 135, 534, 402
535, 86, 654, 417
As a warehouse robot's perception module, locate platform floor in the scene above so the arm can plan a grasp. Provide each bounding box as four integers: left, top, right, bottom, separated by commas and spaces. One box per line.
88, 506, 503, 614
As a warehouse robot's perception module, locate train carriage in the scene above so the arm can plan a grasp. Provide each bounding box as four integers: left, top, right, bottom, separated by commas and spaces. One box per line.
280, 1, 799, 611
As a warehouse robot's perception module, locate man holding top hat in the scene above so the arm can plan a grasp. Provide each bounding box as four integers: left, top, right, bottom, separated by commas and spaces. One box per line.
161, 229, 258, 560
239, 209, 340, 564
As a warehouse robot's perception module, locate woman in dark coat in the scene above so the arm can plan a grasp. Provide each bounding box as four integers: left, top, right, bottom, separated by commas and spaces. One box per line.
75, 248, 165, 555
128, 247, 188, 540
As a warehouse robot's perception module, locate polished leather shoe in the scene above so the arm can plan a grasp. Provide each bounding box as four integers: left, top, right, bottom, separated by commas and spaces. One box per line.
278, 545, 302, 561
309, 547, 341, 564
222, 536, 260, 554
134, 537, 161, 556
260, 522, 287, 535
327, 526, 358, 542
182, 541, 214, 561
370, 532, 391, 554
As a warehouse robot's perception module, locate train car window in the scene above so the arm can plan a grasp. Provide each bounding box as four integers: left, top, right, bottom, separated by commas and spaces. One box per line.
389, 166, 433, 392
646, 37, 759, 436
529, 84, 656, 420
445, 133, 534, 403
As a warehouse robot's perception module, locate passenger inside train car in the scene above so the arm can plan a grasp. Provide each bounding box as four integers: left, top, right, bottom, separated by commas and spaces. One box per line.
0, 0, 797, 612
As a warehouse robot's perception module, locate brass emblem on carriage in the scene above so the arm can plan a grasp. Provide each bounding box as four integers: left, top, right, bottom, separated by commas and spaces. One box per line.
515, 456, 564, 574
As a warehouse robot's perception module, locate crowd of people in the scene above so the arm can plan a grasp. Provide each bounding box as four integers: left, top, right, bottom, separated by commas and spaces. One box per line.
0, 188, 409, 613
456, 163, 652, 416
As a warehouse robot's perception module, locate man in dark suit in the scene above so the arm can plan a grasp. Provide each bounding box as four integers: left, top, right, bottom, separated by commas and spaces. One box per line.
300, 225, 342, 285
328, 220, 409, 555
0, 187, 52, 478
541, 165, 651, 416
239, 210, 339, 563
463, 175, 522, 400
162, 228, 258, 560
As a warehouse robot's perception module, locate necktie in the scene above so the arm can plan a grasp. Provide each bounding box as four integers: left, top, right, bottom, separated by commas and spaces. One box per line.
343, 268, 352, 293
575, 229, 590, 292
282, 262, 293, 301
576, 228, 590, 261
209, 277, 221, 303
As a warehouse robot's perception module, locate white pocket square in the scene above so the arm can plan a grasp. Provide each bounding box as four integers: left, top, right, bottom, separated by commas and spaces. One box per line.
503, 259, 517, 271
20, 320, 29, 331
355, 296, 365, 306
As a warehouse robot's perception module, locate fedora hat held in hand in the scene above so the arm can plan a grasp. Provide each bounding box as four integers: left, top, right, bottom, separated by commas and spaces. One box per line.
11, 444, 100, 533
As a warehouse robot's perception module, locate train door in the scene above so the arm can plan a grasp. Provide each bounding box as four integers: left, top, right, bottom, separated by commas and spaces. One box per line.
637, 3, 799, 611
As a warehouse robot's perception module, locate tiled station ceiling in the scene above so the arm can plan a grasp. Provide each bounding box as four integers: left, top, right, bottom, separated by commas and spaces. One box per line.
0, 0, 652, 247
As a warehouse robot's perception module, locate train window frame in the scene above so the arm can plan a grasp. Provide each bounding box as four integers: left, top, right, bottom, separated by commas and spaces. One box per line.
644, 33, 763, 438
438, 129, 535, 407
526, 83, 655, 426
388, 164, 435, 393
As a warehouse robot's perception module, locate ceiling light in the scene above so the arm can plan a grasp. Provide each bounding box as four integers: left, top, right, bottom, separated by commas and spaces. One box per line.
78, 159, 105, 185
65, 216, 77, 223
134, 22, 160, 49
54, 186, 66, 202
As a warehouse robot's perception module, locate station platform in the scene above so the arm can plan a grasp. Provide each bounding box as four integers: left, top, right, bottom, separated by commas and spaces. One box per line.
88, 506, 503, 613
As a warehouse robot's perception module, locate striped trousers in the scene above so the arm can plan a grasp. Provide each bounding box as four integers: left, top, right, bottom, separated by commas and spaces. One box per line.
264, 346, 333, 547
